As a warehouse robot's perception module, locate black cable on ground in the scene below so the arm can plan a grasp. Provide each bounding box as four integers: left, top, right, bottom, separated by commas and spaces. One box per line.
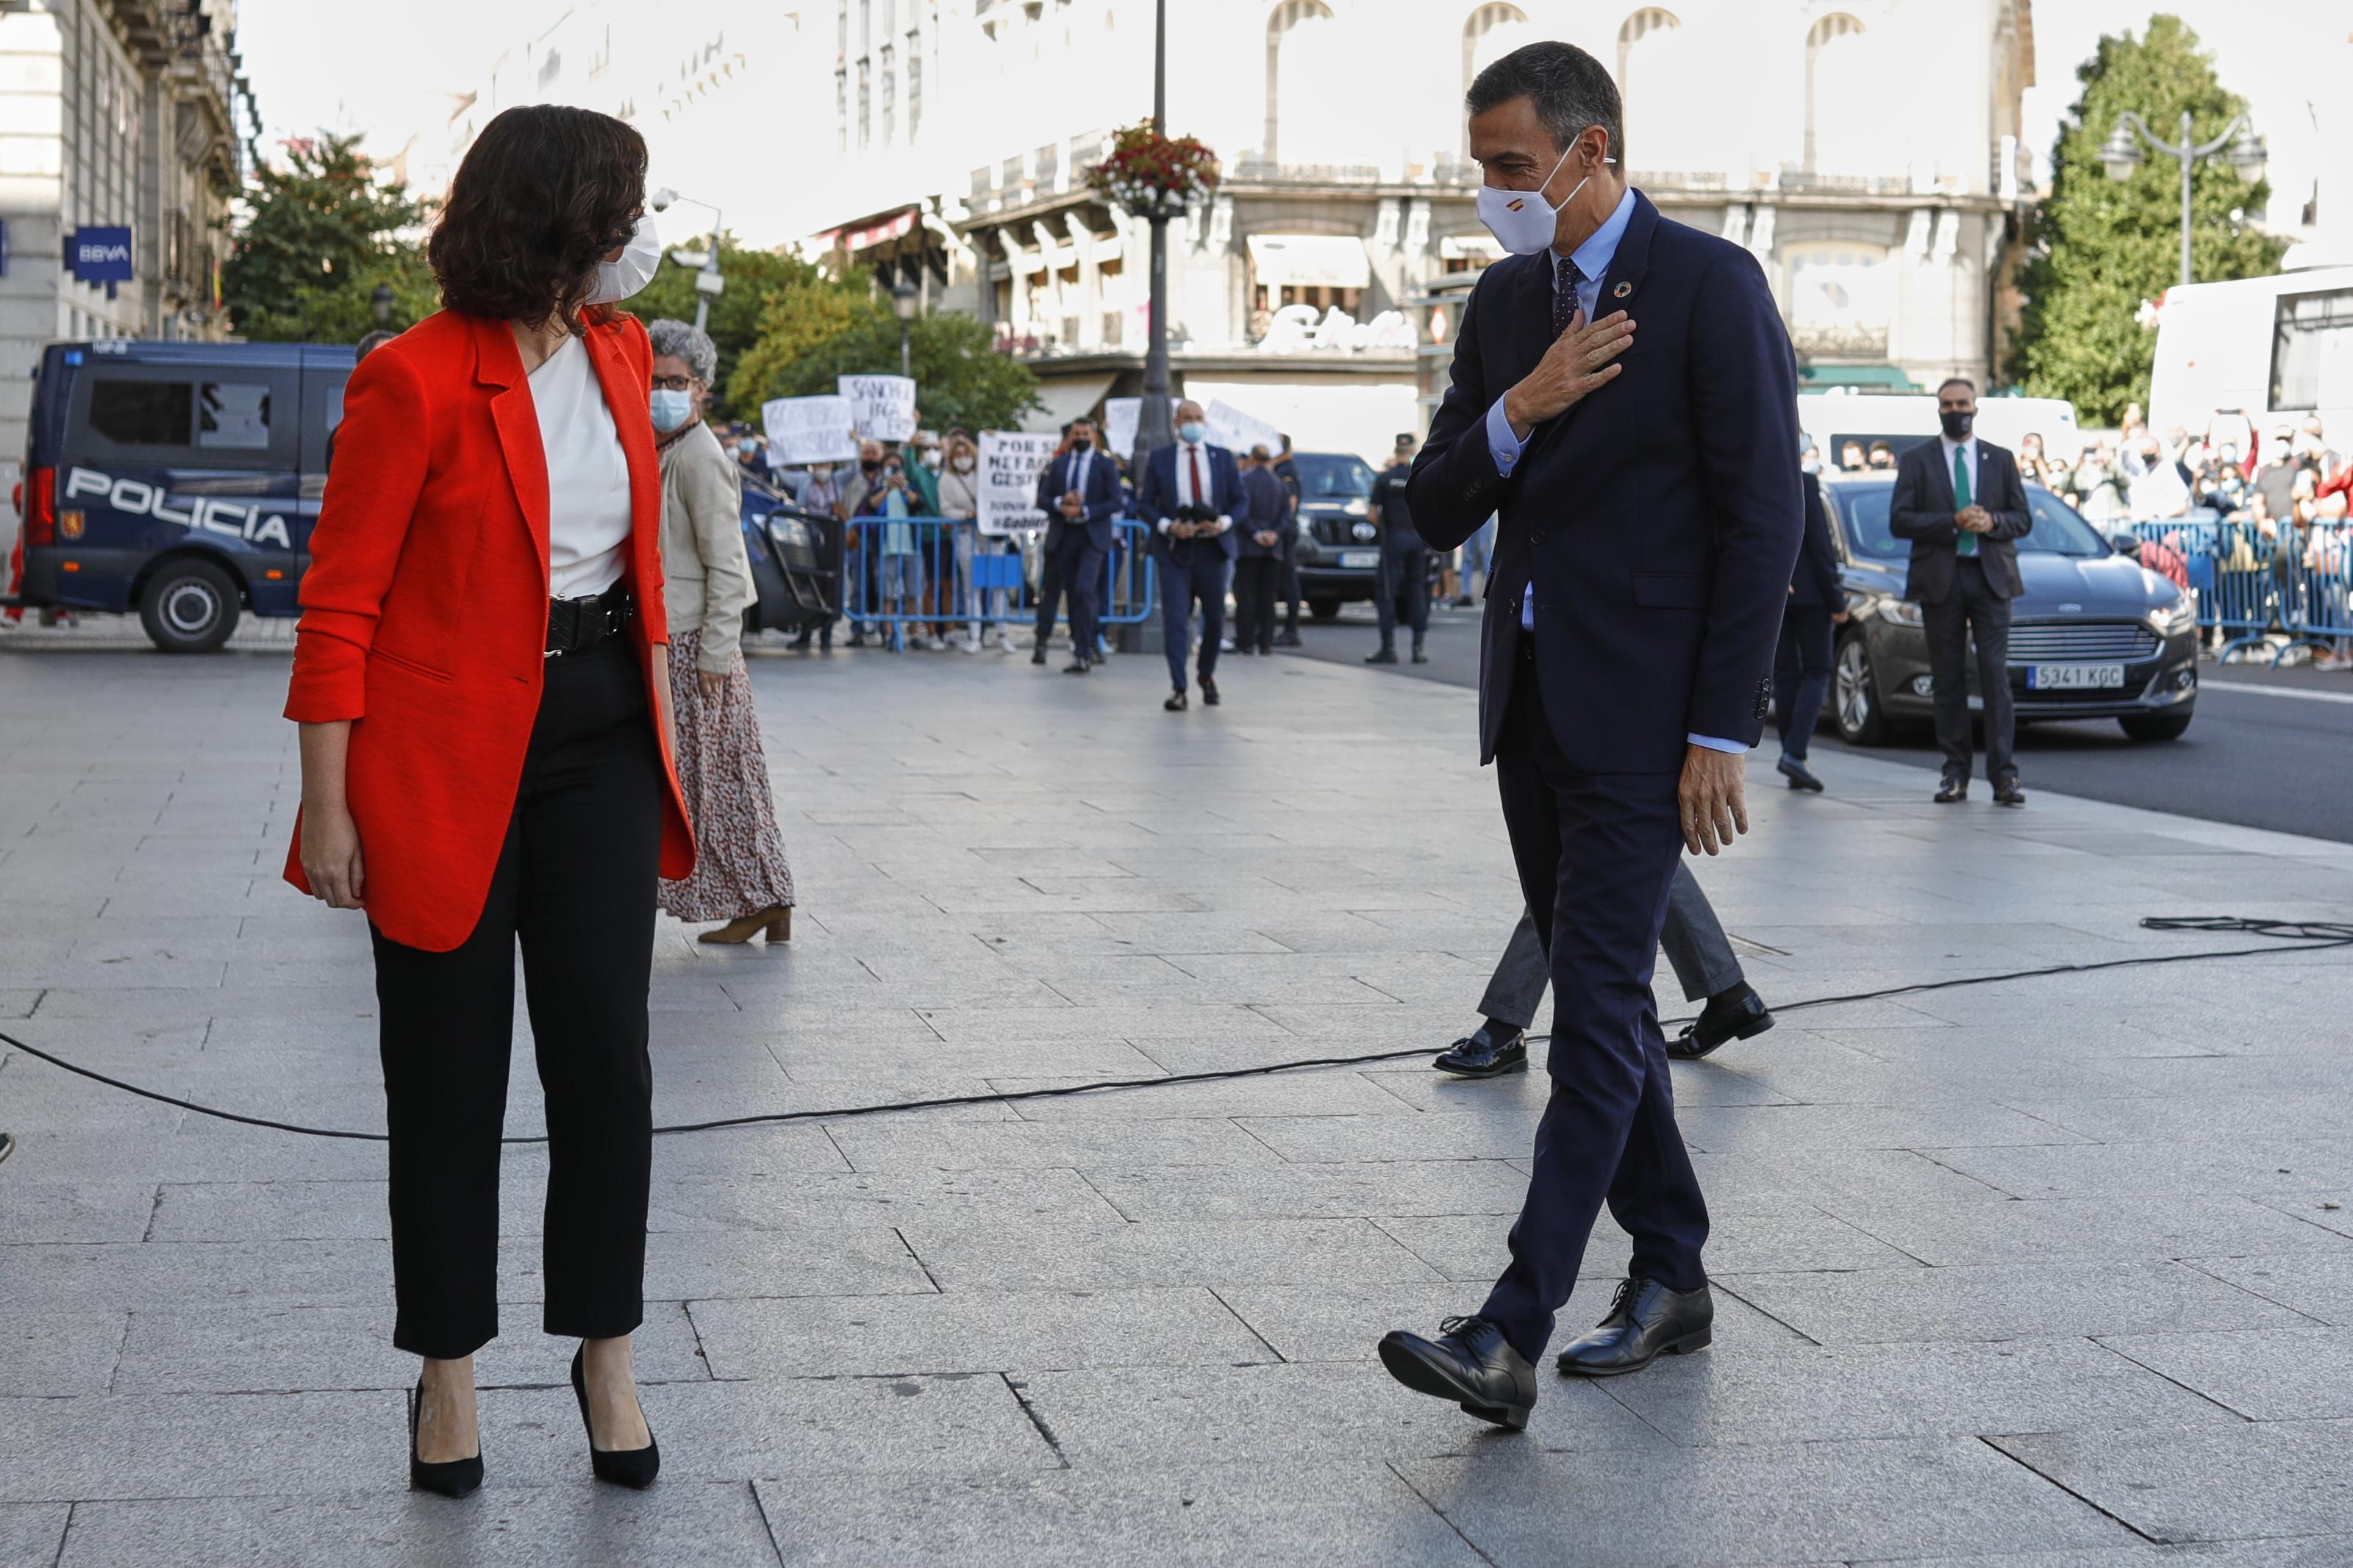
4, 915, 2347, 1147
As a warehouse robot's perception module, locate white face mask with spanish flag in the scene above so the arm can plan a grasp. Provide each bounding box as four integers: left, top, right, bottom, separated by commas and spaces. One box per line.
1477, 134, 1610, 257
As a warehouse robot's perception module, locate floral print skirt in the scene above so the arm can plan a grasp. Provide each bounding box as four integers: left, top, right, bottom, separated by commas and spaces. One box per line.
658, 630, 796, 922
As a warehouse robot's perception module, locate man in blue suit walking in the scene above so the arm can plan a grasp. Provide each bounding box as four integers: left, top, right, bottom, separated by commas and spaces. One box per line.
1376, 41, 1802, 1431
1032, 416, 1123, 674
1135, 398, 1243, 710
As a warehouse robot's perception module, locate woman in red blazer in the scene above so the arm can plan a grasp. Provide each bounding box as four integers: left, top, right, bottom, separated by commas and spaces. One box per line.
286, 105, 692, 1497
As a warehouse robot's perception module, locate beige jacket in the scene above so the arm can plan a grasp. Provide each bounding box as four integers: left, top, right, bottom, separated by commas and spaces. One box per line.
657, 420, 755, 673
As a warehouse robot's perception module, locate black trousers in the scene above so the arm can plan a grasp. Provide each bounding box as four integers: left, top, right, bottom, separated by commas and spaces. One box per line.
1280, 532, 1302, 632
1232, 556, 1282, 652
1921, 558, 2015, 784
1035, 527, 1102, 653
1479, 647, 1710, 1364
1158, 548, 1230, 692
1773, 604, 1835, 762
371, 637, 664, 1360
1375, 543, 1430, 641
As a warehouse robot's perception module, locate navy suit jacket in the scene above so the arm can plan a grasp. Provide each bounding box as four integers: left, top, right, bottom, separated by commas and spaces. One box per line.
1035, 448, 1122, 554
1235, 465, 1293, 559
1135, 440, 1244, 562
1788, 472, 1843, 608
1888, 437, 2031, 603
1407, 190, 1803, 772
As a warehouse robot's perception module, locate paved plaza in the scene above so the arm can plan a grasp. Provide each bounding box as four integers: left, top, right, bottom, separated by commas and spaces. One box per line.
2, 630, 2352, 1567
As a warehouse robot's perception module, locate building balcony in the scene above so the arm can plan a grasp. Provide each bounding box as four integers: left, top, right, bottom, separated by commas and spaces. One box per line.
1790, 323, 1890, 359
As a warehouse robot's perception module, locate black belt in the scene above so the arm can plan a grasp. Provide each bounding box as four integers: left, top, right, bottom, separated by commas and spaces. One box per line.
546, 587, 632, 656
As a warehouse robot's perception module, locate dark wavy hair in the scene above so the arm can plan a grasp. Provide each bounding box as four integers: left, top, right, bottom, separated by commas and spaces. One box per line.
429, 104, 648, 332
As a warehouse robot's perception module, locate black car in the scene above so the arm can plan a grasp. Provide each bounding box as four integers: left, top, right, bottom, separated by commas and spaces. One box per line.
1283, 450, 1382, 617
1820, 473, 2199, 744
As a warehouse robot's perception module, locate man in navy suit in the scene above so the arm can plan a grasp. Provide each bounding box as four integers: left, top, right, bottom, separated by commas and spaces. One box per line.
1032, 416, 1122, 674
1772, 460, 1846, 792
1376, 41, 1801, 1431
1135, 398, 1243, 710
1890, 378, 2033, 805
1231, 445, 1293, 656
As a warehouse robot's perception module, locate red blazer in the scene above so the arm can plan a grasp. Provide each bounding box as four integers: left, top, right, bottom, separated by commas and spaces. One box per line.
283, 310, 694, 951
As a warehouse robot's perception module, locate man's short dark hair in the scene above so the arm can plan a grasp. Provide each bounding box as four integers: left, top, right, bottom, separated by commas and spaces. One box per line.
1466, 40, 1625, 168
1937, 376, 1977, 398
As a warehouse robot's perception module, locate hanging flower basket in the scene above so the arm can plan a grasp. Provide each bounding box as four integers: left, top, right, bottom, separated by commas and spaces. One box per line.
1088, 120, 1221, 217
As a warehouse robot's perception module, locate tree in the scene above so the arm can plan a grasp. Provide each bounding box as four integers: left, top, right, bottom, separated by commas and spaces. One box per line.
626, 238, 824, 418
727, 268, 1042, 436
223, 135, 435, 343
2008, 15, 2286, 424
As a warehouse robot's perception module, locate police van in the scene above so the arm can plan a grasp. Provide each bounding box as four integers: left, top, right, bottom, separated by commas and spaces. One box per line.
9, 339, 355, 651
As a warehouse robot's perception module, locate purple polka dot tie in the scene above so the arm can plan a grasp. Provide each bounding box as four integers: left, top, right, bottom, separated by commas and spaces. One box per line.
1554, 256, 1584, 339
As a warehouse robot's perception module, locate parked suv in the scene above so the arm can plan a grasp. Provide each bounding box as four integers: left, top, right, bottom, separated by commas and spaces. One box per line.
9, 339, 354, 651
1285, 450, 1381, 618
1821, 472, 2199, 745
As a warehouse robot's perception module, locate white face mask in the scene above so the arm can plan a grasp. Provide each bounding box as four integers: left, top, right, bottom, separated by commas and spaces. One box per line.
1477, 135, 1611, 257
585, 213, 663, 306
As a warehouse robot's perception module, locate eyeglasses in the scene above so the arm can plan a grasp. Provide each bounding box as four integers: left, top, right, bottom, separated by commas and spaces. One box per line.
651, 374, 698, 392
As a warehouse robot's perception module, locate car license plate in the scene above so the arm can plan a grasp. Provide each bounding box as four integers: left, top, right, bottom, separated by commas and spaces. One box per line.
1338, 550, 1379, 569
2026, 664, 2125, 690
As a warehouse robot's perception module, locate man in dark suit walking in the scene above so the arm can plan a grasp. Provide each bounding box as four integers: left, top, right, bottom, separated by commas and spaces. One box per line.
1032, 416, 1123, 674
1374, 41, 1801, 1431
1889, 378, 2032, 805
1135, 398, 1243, 710
1231, 445, 1293, 656
1772, 460, 1846, 791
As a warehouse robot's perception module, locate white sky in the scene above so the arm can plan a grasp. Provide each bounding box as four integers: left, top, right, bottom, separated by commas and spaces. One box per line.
239, 1, 2332, 218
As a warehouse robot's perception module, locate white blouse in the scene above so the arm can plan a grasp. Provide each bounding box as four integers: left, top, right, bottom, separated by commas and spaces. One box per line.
529, 334, 632, 599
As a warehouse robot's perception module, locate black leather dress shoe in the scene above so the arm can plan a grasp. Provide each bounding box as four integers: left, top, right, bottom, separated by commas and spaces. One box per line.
1934, 776, 1967, 803
1063, 657, 1090, 675
1433, 1023, 1528, 1078
1164, 690, 1188, 712
1201, 674, 1220, 706
1993, 778, 2026, 807
1031, 646, 1048, 666
1365, 645, 1398, 665
1777, 756, 1824, 792
1554, 1277, 1713, 1378
1273, 631, 1302, 648
1378, 1315, 1537, 1430
1668, 984, 1774, 1060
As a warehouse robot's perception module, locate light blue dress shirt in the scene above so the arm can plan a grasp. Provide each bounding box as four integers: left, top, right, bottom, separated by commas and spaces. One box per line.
1482, 187, 1743, 756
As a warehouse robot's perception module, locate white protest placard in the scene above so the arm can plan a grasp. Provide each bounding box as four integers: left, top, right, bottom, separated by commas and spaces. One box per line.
837, 373, 918, 443
1204, 397, 1282, 459
761, 395, 860, 465
976, 430, 1061, 537
1102, 397, 1142, 462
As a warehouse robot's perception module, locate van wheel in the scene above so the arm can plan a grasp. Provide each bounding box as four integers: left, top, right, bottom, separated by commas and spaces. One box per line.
139, 559, 240, 653
1832, 632, 1892, 745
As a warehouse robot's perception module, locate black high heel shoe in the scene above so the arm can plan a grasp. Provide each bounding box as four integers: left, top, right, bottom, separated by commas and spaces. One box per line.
407, 1380, 482, 1498
570, 1345, 659, 1489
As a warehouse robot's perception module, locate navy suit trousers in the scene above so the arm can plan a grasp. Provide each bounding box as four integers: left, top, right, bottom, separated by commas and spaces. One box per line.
1159, 548, 1230, 691
1479, 650, 1710, 1362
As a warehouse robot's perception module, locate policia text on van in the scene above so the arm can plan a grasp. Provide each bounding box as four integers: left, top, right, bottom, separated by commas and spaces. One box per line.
8, 339, 355, 652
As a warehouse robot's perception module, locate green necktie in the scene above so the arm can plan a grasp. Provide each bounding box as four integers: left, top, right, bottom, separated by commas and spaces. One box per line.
1953, 446, 1977, 556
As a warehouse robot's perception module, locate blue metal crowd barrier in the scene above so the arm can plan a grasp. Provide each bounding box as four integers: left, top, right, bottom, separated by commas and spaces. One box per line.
838, 517, 1157, 632
2125, 518, 2353, 662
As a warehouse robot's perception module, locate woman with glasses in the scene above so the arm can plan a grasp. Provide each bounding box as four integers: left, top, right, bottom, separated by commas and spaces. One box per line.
646, 318, 797, 943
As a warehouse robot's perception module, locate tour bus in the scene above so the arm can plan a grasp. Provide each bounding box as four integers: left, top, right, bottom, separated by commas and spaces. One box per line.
2148, 265, 2353, 456
1796, 390, 2082, 470
9, 339, 354, 651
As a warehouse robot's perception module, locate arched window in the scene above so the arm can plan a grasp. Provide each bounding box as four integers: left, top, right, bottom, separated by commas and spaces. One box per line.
1617, 9, 1701, 173
1463, 3, 1529, 98
1264, 0, 1338, 166
1805, 13, 1872, 174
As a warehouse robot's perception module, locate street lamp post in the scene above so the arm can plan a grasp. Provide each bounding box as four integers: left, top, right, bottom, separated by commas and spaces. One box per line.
890, 276, 920, 379
2098, 110, 2267, 289
1135, 0, 1175, 457
650, 187, 726, 331
369, 283, 393, 327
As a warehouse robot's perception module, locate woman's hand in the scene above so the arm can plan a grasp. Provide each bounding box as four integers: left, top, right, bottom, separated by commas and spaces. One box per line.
698, 668, 725, 701
301, 801, 366, 909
